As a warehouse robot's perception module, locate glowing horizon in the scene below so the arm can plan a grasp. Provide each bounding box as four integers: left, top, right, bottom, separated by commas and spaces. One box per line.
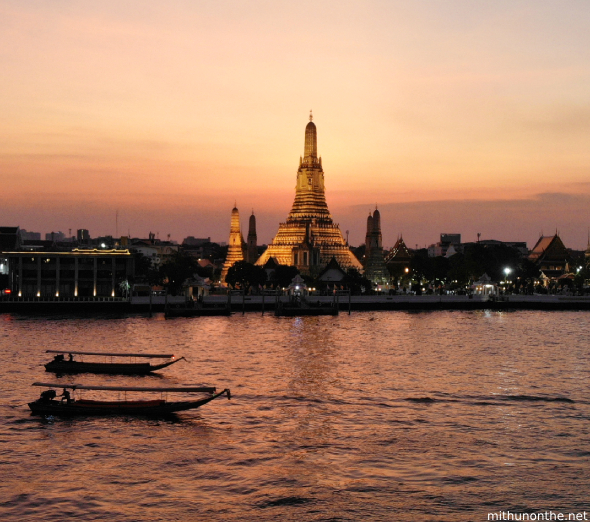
2, 1, 590, 249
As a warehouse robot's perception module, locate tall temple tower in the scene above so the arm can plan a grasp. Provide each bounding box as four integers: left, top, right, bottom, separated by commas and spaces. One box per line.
221, 205, 245, 283
363, 208, 389, 285
246, 211, 258, 264
365, 212, 374, 255
255, 114, 362, 275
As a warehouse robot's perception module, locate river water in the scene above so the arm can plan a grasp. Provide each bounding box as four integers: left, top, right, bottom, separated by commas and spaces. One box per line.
0, 311, 588, 521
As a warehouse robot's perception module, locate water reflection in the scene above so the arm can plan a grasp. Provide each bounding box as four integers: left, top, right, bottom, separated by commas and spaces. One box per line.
0, 311, 588, 521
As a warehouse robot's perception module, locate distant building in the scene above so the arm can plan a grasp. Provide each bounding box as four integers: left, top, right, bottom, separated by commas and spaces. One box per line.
77, 229, 90, 244
130, 245, 160, 267
0, 228, 21, 277
45, 231, 66, 242
20, 240, 55, 252
197, 259, 217, 271
528, 234, 571, 279
428, 234, 461, 257
441, 233, 461, 245
129, 237, 179, 268
19, 229, 41, 241
183, 236, 211, 247
475, 239, 528, 257
183, 274, 210, 299
426, 235, 527, 259
95, 236, 115, 248
0, 227, 21, 251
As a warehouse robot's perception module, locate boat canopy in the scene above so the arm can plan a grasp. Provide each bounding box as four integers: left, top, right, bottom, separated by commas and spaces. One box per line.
32, 382, 216, 393
45, 350, 177, 358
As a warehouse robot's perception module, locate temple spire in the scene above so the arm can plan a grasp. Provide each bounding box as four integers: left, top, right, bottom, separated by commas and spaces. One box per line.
221, 206, 245, 283
255, 116, 362, 274
304, 114, 317, 159
247, 211, 258, 264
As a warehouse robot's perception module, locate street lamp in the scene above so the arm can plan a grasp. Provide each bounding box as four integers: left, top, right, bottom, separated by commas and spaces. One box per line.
504, 268, 511, 282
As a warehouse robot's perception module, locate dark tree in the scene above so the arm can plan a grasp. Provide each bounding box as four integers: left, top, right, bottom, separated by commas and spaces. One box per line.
351, 244, 365, 263
344, 268, 373, 295
447, 253, 475, 286
463, 243, 522, 281
409, 249, 433, 281
159, 250, 208, 295
573, 266, 589, 292
225, 261, 267, 291
133, 252, 153, 280
129, 252, 161, 288
271, 265, 300, 289
515, 259, 541, 284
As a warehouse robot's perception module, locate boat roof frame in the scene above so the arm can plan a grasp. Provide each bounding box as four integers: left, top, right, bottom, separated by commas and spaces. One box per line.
45, 350, 176, 358
32, 382, 216, 393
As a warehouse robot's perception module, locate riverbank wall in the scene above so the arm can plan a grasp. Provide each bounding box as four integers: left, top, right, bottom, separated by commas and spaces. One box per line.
2, 294, 590, 314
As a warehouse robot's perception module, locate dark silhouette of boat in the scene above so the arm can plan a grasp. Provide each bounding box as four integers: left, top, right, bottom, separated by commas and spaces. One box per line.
29, 382, 231, 416
44, 350, 185, 375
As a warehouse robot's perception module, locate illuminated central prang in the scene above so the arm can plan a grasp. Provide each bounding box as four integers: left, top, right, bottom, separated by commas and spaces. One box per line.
256, 115, 362, 275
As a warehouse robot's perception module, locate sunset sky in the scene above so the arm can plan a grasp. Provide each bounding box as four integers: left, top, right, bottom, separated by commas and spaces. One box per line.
1, 1, 589, 249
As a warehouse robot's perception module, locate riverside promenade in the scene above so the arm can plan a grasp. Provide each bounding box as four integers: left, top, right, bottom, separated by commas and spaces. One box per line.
202, 294, 590, 312
1, 294, 590, 314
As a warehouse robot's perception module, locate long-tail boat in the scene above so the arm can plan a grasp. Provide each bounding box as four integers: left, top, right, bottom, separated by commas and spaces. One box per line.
44, 350, 186, 375
28, 382, 231, 416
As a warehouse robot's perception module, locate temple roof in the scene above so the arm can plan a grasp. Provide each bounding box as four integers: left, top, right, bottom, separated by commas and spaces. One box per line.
385, 236, 412, 263
263, 257, 280, 270
318, 256, 346, 282
528, 234, 569, 263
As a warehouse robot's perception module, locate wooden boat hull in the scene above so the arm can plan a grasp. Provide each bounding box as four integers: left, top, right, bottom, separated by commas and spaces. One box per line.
44, 358, 182, 375
28, 389, 230, 416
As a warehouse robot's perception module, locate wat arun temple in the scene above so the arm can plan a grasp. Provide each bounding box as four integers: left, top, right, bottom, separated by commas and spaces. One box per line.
254, 114, 362, 275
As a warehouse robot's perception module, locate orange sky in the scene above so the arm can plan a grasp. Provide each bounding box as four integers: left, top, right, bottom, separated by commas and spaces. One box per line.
1, 1, 589, 249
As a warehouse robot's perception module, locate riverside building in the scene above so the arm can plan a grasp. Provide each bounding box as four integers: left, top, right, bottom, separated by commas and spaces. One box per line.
3, 249, 133, 298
